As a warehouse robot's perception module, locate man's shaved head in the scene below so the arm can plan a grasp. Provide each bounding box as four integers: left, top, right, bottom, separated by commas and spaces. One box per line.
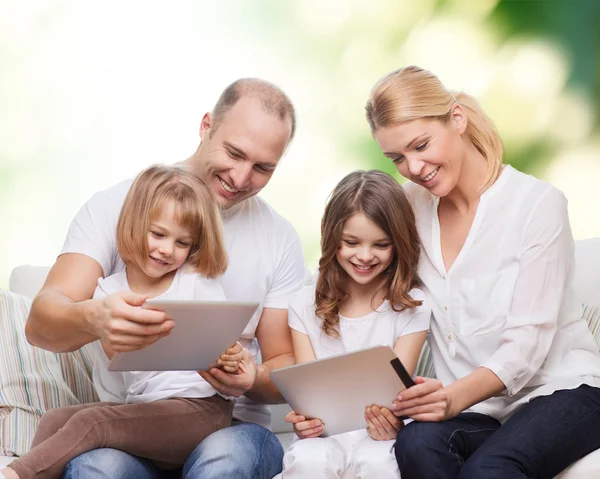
210, 78, 296, 141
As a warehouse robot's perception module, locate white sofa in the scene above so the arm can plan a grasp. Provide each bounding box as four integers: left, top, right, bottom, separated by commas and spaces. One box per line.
2, 238, 600, 477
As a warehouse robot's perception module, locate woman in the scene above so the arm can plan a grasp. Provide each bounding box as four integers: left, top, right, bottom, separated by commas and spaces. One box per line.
363, 65, 600, 479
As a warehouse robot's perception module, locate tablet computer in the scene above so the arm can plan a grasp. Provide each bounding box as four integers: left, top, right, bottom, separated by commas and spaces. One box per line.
108, 299, 259, 372
270, 345, 414, 436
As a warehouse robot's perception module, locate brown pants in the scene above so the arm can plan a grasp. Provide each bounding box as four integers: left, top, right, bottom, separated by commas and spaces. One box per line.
8, 395, 233, 479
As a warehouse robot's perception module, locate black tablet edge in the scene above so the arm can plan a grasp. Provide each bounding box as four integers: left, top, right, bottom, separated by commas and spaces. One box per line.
390, 357, 416, 389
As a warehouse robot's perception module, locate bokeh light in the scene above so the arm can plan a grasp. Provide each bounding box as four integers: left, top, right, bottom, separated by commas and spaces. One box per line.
1, 0, 599, 288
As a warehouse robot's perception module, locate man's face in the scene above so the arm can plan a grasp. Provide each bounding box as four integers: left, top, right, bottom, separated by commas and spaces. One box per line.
195, 96, 292, 209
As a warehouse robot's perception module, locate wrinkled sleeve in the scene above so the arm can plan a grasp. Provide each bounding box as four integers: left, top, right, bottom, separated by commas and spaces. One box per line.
481, 188, 574, 396
288, 290, 310, 335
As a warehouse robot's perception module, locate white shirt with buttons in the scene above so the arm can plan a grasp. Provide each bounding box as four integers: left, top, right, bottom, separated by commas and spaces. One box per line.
405, 165, 600, 422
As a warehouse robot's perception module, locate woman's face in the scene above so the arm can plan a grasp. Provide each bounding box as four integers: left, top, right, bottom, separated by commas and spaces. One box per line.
373, 109, 467, 198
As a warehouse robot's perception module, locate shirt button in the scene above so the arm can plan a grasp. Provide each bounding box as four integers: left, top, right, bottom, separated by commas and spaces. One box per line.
447, 334, 452, 340
444, 305, 448, 311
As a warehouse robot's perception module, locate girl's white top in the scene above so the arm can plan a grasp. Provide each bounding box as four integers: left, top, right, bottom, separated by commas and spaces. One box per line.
91, 266, 225, 403
288, 285, 431, 359
405, 165, 600, 422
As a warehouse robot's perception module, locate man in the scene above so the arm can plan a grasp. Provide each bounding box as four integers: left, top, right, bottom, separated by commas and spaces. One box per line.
26, 78, 306, 478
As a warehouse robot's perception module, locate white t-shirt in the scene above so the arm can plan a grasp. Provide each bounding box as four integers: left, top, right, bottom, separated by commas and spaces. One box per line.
288, 285, 431, 359
91, 267, 225, 404
405, 165, 600, 422
61, 178, 308, 426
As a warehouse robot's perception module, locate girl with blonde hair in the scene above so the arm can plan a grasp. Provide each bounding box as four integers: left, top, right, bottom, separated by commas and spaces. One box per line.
1, 165, 242, 479
365, 65, 600, 478
282, 170, 432, 479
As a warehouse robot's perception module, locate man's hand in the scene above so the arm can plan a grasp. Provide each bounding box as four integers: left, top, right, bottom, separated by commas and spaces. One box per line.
391, 377, 453, 422
198, 347, 257, 397
217, 342, 243, 373
95, 291, 173, 355
365, 405, 403, 440
285, 411, 324, 439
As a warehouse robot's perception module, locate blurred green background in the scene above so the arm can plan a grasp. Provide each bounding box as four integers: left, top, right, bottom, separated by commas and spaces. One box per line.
1, 0, 599, 288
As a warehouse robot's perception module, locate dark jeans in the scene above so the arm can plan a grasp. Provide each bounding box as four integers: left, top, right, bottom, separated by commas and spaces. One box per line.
395, 384, 600, 479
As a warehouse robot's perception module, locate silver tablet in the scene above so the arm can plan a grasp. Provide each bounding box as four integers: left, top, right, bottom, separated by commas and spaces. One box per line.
270, 345, 414, 436
108, 300, 259, 371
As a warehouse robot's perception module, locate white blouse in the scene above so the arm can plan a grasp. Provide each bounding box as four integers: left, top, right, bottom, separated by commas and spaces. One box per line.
405, 165, 600, 422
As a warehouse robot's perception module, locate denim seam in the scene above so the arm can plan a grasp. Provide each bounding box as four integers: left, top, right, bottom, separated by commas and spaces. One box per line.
447, 427, 498, 470
257, 425, 272, 478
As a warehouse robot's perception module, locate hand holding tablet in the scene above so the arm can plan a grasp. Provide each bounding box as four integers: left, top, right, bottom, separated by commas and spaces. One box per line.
271, 345, 415, 437
108, 299, 259, 372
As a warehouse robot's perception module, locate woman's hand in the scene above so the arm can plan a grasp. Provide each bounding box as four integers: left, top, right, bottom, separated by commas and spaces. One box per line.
217, 341, 243, 373
391, 377, 453, 422
365, 404, 402, 440
285, 410, 324, 439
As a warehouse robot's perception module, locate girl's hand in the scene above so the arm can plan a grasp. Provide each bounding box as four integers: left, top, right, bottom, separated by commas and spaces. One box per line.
217, 342, 243, 373
198, 347, 257, 397
365, 405, 402, 441
285, 411, 324, 439
391, 377, 453, 422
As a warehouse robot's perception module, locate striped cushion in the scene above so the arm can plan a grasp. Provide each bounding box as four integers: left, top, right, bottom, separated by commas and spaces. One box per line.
415, 338, 436, 379
0, 290, 98, 456
583, 303, 600, 347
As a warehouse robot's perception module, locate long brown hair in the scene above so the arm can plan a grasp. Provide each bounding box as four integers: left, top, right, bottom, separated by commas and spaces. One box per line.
315, 170, 422, 337
116, 164, 228, 278
365, 65, 503, 189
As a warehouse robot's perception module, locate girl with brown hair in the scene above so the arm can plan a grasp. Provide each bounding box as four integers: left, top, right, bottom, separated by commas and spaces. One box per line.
2, 165, 242, 479
365, 65, 600, 479
281, 170, 432, 479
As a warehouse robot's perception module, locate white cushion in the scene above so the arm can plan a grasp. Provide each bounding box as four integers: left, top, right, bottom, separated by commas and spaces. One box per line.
9, 265, 51, 300
0, 455, 15, 466
556, 448, 600, 478
573, 238, 600, 306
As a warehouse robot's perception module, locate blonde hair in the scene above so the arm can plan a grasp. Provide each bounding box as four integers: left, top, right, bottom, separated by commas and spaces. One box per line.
116, 164, 227, 278
365, 65, 503, 189
316, 170, 422, 338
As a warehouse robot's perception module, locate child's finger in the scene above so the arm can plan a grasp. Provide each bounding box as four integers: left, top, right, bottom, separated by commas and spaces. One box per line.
285, 412, 305, 424
364, 416, 381, 440
297, 425, 324, 439
226, 342, 243, 354
218, 359, 240, 368
295, 418, 323, 431
380, 407, 401, 430
219, 353, 243, 362
295, 420, 324, 438
366, 407, 387, 438
222, 364, 240, 373
373, 408, 397, 436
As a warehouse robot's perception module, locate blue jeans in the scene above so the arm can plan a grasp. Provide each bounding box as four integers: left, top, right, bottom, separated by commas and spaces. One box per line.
61, 422, 283, 479
395, 384, 600, 479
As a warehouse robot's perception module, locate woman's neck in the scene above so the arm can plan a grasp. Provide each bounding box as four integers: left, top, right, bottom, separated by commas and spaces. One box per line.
441, 140, 491, 214
125, 265, 177, 298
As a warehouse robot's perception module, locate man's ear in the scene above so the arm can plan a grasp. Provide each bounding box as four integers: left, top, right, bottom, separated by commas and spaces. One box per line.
451, 103, 468, 135
200, 112, 213, 141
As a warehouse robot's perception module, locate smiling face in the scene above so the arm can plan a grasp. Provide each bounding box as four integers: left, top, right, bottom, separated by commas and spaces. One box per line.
335, 212, 394, 289
373, 107, 468, 198
193, 96, 292, 209
140, 199, 193, 278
